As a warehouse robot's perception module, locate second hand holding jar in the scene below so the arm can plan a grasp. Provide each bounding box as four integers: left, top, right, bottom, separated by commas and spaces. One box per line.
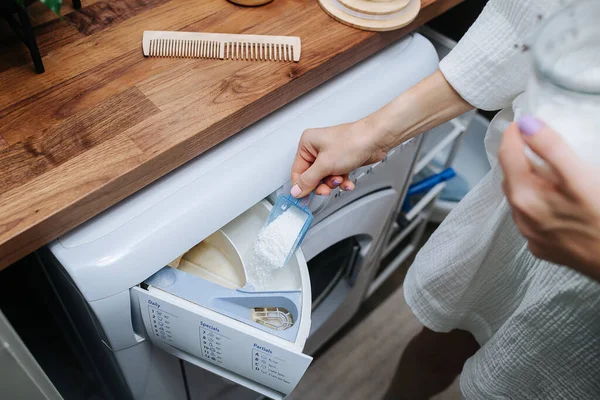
526, 0, 600, 172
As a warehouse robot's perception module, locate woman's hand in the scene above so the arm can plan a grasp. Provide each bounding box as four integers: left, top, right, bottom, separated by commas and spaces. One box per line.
289, 70, 473, 198
499, 116, 600, 282
290, 119, 389, 198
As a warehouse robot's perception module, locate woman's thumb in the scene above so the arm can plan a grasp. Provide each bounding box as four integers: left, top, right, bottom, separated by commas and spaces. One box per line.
291, 159, 328, 198
517, 115, 581, 182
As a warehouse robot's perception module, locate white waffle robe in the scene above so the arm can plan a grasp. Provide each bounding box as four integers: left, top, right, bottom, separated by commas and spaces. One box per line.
404, 0, 600, 398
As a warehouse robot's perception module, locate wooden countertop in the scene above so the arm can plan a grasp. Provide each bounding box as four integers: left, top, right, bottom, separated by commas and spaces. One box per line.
0, 0, 461, 270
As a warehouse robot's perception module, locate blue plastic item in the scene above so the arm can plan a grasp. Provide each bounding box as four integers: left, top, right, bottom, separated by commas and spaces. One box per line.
408, 168, 456, 196
439, 173, 470, 202
402, 168, 457, 213
266, 193, 314, 268
424, 160, 471, 202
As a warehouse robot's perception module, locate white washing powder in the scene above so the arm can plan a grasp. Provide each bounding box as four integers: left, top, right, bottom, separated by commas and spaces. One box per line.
535, 102, 600, 166
246, 205, 307, 290
529, 59, 600, 166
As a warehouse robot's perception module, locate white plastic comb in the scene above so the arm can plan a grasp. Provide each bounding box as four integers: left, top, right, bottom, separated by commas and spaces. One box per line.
142, 31, 301, 62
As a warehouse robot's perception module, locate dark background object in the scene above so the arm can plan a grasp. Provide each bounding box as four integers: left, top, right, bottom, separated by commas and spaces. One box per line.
427, 0, 489, 42
0, 0, 81, 73
0, 254, 108, 399
427, 0, 498, 120
1, 0, 45, 73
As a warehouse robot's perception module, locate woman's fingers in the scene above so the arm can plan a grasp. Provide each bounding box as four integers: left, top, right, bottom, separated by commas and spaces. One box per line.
291, 151, 314, 192
292, 158, 330, 198
511, 208, 539, 242
315, 174, 355, 196
291, 143, 325, 198
323, 175, 344, 189
290, 153, 355, 198
499, 123, 548, 222
517, 116, 583, 186
315, 183, 332, 196
499, 123, 535, 198
501, 121, 555, 240
340, 174, 355, 191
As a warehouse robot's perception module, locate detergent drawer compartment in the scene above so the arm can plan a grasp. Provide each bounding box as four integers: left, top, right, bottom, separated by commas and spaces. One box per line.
133, 286, 312, 398
130, 199, 314, 399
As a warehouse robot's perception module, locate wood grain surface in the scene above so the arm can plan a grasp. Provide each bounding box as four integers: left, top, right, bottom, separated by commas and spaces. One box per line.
0, 0, 462, 270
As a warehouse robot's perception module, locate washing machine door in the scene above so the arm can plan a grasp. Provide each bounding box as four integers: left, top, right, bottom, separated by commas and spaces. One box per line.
131, 200, 312, 400
302, 188, 398, 353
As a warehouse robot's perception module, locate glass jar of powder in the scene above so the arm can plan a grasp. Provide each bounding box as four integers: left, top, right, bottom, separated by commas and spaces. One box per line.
526, 0, 600, 165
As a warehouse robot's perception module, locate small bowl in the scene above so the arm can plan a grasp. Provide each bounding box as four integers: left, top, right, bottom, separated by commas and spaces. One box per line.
228, 0, 274, 6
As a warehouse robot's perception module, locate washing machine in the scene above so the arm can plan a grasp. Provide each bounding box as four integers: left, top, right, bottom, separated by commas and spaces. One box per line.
38, 33, 438, 400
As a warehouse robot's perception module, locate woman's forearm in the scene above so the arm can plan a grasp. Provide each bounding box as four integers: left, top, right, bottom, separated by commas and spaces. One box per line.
365, 70, 474, 152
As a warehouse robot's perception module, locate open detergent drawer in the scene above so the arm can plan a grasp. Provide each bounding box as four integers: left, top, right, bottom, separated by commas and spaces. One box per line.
131, 200, 312, 400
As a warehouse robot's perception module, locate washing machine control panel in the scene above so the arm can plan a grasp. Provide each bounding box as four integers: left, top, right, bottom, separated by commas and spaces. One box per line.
135, 288, 312, 397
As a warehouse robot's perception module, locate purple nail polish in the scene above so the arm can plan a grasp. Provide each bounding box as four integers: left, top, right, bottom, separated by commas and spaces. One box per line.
518, 115, 543, 136
343, 185, 353, 191
332, 179, 342, 187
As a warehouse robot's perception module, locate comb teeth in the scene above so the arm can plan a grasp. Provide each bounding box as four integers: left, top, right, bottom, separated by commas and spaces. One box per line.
148, 39, 222, 58
223, 42, 295, 61
142, 31, 301, 62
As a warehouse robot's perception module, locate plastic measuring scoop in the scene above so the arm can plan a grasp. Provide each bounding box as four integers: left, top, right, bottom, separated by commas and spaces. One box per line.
265, 192, 314, 268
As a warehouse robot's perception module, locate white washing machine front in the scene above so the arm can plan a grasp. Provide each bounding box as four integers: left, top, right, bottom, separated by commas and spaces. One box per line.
43, 33, 438, 400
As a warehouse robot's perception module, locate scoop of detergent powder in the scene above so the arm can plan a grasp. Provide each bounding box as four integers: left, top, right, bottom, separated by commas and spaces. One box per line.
246, 198, 311, 290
